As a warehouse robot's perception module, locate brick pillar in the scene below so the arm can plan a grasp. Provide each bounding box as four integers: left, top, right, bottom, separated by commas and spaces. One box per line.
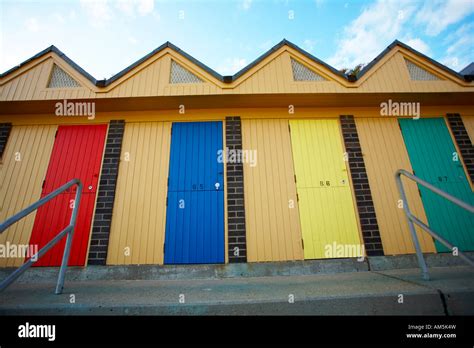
88, 120, 125, 265
0, 123, 12, 159
226, 117, 247, 263
446, 114, 474, 183
340, 116, 384, 256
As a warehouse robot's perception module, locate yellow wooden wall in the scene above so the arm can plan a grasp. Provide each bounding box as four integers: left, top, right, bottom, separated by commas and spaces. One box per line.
0, 125, 56, 266
1, 60, 52, 101
106, 122, 171, 265
242, 119, 303, 262
462, 115, 474, 143
356, 118, 436, 255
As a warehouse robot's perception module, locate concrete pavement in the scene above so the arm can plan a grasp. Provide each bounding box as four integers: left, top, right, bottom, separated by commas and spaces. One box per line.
1, 265, 472, 315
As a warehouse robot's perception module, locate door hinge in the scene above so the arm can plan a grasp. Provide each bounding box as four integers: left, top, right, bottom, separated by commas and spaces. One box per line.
166, 196, 168, 206
163, 243, 166, 254
296, 193, 299, 202
294, 174, 297, 183
301, 239, 304, 249
42, 179, 46, 188
288, 124, 291, 133
54, 129, 58, 138
418, 188, 422, 197
167, 177, 169, 187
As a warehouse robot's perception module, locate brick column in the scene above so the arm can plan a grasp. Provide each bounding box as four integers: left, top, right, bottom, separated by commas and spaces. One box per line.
0, 123, 12, 159
88, 120, 125, 265
226, 117, 247, 263
340, 116, 384, 256
446, 114, 474, 183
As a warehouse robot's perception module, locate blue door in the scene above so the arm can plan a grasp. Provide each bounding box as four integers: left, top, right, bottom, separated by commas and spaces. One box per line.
164, 122, 225, 264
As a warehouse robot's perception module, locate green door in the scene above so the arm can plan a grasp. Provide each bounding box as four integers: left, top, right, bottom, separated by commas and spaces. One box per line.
399, 118, 474, 252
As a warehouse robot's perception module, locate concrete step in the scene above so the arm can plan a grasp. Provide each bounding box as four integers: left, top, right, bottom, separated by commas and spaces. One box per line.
0, 252, 471, 283
1, 266, 473, 315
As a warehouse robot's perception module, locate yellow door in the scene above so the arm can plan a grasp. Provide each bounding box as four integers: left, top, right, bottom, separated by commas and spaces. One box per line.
289, 119, 362, 259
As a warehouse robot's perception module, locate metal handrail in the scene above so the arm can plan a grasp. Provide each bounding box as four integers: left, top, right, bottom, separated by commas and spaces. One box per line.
395, 169, 474, 280
0, 179, 82, 294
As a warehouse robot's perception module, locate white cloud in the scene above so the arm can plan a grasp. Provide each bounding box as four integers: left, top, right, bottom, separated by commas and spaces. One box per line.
216, 57, 247, 75
315, 0, 325, 8
52, 13, 65, 24
441, 22, 474, 71
327, 0, 417, 69
442, 56, 461, 70
80, 0, 113, 26
240, 0, 253, 11
444, 22, 474, 55
80, 0, 153, 26
404, 38, 431, 55
25, 18, 40, 32
137, 0, 154, 15
116, 0, 154, 17
416, 0, 474, 36
302, 39, 316, 53
69, 10, 77, 20
152, 11, 161, 21
259, 40, 274, 51
128, 35, 138, 44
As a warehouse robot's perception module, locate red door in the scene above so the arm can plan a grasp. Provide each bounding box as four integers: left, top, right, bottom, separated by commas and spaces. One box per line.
29, 125, 107, 266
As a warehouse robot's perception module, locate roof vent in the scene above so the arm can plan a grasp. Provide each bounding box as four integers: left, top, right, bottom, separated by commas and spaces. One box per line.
291, 58, 326, 81
48, 64, 81, 88
405, 59, 441, 81
170, 60, 203, 84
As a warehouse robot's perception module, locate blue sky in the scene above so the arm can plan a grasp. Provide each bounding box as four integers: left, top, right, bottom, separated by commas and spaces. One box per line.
1, 0, 473, 78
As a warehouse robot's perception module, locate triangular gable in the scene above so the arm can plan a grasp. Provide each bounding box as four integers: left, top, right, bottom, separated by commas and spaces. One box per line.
48, 64, 81, 88
0, 47, 97, 92
290, 58, 326, 81
356, 40, 468, 86
230, 44, 348, 92
404, 58, 441, 81
170, 60, 204, 83
354, 49, 473, 93
0, 52, 97, 101
94, 43, 224, 93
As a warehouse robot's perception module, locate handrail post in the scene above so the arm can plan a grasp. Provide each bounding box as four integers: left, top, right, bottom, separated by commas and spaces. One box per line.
395, 172, 430, 280
55, 182, 82, 295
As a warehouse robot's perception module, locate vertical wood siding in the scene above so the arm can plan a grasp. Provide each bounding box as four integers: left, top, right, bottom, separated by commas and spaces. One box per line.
106, 122, 171, 265
0, 125, 57, 267
356, 118, 435, 255
242, 119, 303, 262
